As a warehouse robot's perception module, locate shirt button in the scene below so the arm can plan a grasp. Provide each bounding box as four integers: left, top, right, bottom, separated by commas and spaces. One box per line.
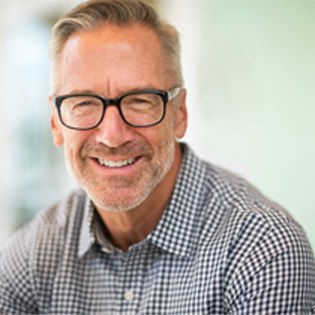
124, 290, 134, 301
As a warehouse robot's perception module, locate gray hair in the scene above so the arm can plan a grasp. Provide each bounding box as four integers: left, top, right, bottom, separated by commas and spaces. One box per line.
49, 0, 183, 91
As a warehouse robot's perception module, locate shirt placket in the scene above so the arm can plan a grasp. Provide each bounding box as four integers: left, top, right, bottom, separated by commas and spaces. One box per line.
119, 247, 145, 315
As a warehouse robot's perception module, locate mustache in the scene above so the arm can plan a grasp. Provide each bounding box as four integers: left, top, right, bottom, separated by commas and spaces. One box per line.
81, 142, 152, 157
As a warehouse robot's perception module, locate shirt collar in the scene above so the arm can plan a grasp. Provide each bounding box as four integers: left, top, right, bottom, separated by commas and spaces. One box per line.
148, 144, 208, 257
78, 196, 118, 257
78, 195, 96, 258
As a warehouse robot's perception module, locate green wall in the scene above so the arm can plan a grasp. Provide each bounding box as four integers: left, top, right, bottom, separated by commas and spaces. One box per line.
197, 1, 315, 250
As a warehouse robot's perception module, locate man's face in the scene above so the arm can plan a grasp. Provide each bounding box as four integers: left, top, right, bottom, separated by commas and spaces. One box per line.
50, 23, 187, 212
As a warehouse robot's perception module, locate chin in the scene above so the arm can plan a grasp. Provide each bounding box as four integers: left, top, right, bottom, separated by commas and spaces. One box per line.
89, 190, 150, 213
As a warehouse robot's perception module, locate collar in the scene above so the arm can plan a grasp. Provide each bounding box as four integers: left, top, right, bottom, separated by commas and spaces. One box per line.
78, 195, 96, 258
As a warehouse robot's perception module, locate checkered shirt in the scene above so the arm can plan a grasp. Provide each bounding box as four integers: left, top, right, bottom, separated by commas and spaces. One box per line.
1, 144, 315, 314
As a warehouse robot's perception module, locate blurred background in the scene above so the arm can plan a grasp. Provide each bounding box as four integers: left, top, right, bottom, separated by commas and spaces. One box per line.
0, 0, 314, 251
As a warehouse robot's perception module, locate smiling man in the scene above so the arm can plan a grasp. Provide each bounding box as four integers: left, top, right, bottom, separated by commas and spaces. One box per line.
50, 20, 187, 251
0, 0, 315, 314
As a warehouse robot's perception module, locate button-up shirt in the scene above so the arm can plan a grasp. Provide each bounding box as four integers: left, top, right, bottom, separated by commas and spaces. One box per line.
1, 144, 315, 314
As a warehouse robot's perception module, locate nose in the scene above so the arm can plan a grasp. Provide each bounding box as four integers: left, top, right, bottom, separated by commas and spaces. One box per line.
94, 105, 133, 147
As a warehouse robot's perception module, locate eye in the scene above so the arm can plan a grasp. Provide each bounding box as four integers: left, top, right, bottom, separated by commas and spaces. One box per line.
72, 99, 99, 109
61, 96, 102, 118
123, 93, 161, 109
125, 96, 153, 106
63, 97, 98, 110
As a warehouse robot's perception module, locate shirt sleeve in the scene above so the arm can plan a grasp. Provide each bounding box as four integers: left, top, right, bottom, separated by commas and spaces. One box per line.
225, 214, 315, 315
0, 225, 39, 314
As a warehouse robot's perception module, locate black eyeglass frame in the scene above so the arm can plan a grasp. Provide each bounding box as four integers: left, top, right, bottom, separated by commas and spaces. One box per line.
53, 86, 181, 130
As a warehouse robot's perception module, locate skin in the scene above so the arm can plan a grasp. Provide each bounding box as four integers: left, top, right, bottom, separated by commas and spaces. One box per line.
49, 23, 188, 251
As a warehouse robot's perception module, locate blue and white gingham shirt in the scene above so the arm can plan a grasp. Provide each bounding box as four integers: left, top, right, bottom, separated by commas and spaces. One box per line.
1, 144, 315, 314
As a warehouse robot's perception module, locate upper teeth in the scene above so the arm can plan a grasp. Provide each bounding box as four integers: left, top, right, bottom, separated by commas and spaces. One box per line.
98, 157, 136, 168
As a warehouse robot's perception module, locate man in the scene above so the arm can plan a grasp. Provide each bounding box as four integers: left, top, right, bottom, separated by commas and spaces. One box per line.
0, 0, 314, 314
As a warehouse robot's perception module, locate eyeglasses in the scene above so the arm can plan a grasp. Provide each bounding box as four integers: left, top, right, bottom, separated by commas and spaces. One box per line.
53, 86, 181, 130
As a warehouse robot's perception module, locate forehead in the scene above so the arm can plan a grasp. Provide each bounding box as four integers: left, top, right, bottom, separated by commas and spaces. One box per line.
55, 23, 170, 95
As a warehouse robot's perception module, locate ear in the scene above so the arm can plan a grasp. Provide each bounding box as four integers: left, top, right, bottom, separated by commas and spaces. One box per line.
49, 96, 64, 147
173, 88, 188, 139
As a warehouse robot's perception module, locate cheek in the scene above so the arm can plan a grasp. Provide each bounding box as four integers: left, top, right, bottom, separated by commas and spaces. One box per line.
149, 118, 173, 138
142, 121, 175, 154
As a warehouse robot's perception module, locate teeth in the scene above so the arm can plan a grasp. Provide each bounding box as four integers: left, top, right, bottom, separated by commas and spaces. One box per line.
97, 157, 136, 168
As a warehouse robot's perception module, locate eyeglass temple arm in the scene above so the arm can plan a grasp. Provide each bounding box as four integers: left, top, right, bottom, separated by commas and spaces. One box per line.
168, 86, 181, 101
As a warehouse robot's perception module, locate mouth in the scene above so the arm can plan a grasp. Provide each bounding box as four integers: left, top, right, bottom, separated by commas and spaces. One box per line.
96, 157, 138, 168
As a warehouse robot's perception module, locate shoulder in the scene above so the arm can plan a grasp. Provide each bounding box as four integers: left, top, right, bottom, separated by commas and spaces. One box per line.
201, 160, 302, 235
0, 188, 88, 309
196, 159, 315, 309
196, 156, 313, 263
1, 188, 88, 264
2, 188, 86, 251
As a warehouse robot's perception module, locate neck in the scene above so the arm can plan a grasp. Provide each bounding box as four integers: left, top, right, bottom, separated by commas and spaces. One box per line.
96, 143, 183, 251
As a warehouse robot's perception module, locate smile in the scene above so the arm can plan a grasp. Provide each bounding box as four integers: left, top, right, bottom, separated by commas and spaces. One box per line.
97, 157, 137, 168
